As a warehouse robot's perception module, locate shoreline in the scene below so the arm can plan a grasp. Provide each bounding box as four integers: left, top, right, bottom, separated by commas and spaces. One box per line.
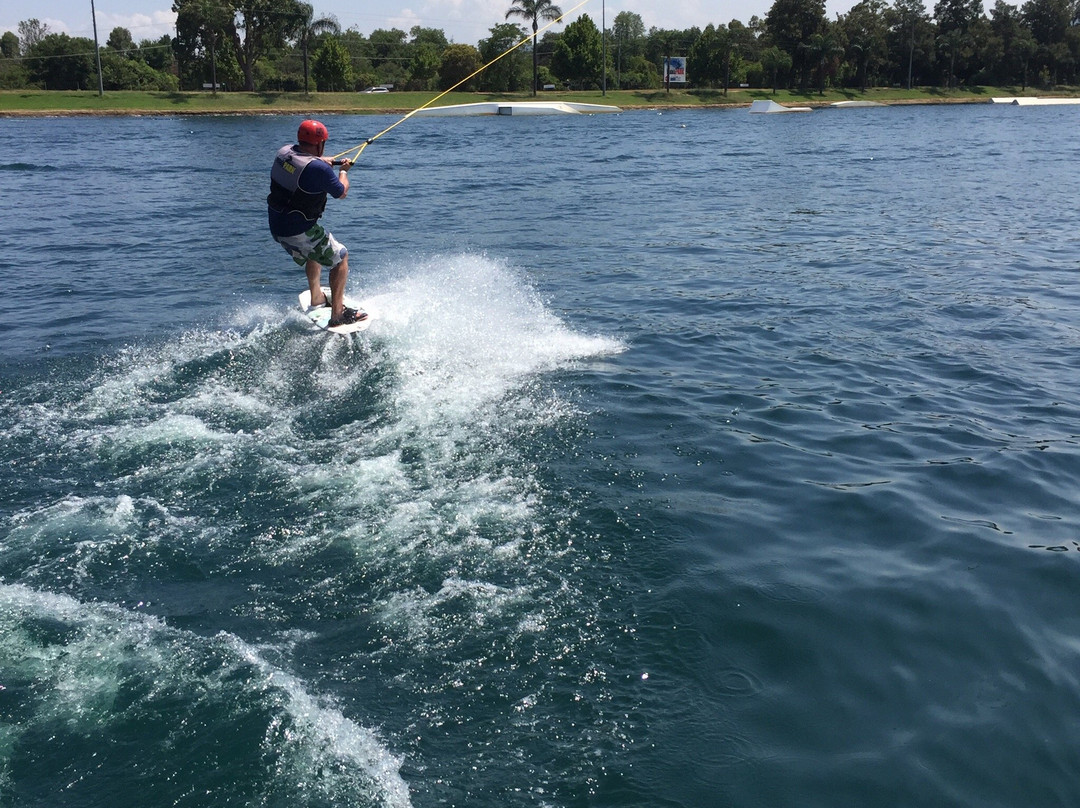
3, 86, 1072, 117
0, 97, 1014, 118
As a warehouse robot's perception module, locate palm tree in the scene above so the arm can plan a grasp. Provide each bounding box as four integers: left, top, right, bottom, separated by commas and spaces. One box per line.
936, 28, 965, 88
505, 0, 563, 95
295, 3, 339, 95
800, 29, 843, 93
761, 45, 792, 93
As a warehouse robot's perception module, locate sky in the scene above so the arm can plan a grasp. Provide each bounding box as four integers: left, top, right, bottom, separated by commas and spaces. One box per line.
2, 0, 859, 49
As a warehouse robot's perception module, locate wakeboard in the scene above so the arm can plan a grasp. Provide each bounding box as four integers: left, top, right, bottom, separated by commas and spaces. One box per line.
297, 287, 372, 334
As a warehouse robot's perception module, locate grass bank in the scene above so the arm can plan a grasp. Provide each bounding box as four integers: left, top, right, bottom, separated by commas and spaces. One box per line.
0, 85, 1074, 116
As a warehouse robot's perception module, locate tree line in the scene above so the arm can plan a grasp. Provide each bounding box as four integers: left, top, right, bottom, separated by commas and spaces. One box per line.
1, 0, 1078, 95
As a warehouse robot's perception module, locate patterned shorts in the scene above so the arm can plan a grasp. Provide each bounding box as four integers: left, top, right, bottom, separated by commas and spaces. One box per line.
273, 223, 347, 268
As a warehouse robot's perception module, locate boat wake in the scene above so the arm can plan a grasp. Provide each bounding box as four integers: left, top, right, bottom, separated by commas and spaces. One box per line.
0, 252, 626, 805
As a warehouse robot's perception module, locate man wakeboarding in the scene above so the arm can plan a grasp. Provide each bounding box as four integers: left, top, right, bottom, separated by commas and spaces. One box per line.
267, 119, 367, 328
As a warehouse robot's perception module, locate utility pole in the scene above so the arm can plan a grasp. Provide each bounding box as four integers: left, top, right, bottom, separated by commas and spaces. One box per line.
601, 0, 606, 96
90, 0, 104, 96
907, 18, 915, 90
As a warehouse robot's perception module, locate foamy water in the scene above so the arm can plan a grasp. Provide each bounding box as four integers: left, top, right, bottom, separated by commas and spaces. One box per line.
0, 583, 412, 806
1, 251, 626, 806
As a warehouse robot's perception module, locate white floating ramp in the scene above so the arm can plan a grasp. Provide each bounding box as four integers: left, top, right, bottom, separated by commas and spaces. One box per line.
749, 99, 812, 114
831, 100, 886, 107
413, 101, 621, 117
991, 96, 1080, 105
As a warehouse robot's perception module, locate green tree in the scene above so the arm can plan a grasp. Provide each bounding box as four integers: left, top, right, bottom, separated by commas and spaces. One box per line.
478, 22, 529, 91
1022, 0, 1073, 82
407, 27, 449, 90
1014, 25, 1038, 85
611, 11, 646, 88
26, 33, 96, 89
228, 0, 304, 91
1021, 0, 1069, 42
800, 23, 844, 92
887, 0, 933, 88
987, 0, 1024, 81
506, 0, 563, 94
173, 0, 236, 91
338, 28, 375, 88
439, 43, 481, 89
18, 19, 50, 54
839, 0, 889, 89
729, 19, 761, 65
368, 27, 408, 67
536, 30, 563, 79
936, 25, 967, 84
935, 0, 985, 34
934, 0, 984, 84
760, 44, 793, 91
1, 31, 19, 59
294, 3, 339, 94
139, 34, 175, 72
619, 55, 661, 88
312, 35, 351, 90
612, 11, 646, 56
367, 27, 409, 86
688, 24, 732, 88
0, 31, 26, 88
551, 13, 603, 88
406, 42, 440, 90
764, 0, 827, 87
99, 48, 177, 89
107, 27, 136, 53
410, 26, 449, 50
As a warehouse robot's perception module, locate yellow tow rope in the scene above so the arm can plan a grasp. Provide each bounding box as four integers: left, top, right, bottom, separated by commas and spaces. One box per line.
331, 0, 593, 164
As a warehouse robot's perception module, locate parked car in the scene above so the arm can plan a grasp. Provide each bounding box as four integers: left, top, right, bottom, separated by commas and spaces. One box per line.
361, 86, 390, 93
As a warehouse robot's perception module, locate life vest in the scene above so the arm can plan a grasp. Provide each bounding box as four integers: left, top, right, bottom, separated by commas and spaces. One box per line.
267, 145, 327, 222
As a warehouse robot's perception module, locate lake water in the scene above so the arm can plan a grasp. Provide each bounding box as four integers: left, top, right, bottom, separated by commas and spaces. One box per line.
2, 101, 1080, 807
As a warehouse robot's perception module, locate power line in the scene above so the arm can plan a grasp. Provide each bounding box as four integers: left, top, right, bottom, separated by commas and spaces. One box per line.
5, 43, 173, 63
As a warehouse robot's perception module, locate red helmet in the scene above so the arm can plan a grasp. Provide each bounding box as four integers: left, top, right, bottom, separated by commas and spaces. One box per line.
298, 119, 328, 145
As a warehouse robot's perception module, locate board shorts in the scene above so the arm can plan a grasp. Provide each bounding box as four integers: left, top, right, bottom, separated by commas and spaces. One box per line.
273, 223, 347, 268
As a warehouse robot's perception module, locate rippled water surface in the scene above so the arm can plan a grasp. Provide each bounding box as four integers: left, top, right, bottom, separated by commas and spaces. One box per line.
2, 103, 1080, 807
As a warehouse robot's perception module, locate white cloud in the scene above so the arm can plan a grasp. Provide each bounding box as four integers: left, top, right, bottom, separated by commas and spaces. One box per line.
1, 7, 176, 41
386, 8, 424, 34
99, 10, 177, 40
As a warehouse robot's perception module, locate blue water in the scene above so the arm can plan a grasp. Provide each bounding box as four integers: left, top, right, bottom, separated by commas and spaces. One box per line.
2, 103, 1080, 807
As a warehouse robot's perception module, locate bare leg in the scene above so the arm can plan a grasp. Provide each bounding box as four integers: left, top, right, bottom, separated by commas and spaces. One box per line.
328, 255, 349, 319
305, 259, 328, 307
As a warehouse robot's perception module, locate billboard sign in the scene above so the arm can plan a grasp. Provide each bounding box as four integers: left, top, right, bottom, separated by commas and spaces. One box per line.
664, 57, 687, 84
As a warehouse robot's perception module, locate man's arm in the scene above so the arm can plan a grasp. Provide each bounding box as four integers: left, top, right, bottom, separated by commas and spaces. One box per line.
318, 156, 351, 199
337, 159, 351, 198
